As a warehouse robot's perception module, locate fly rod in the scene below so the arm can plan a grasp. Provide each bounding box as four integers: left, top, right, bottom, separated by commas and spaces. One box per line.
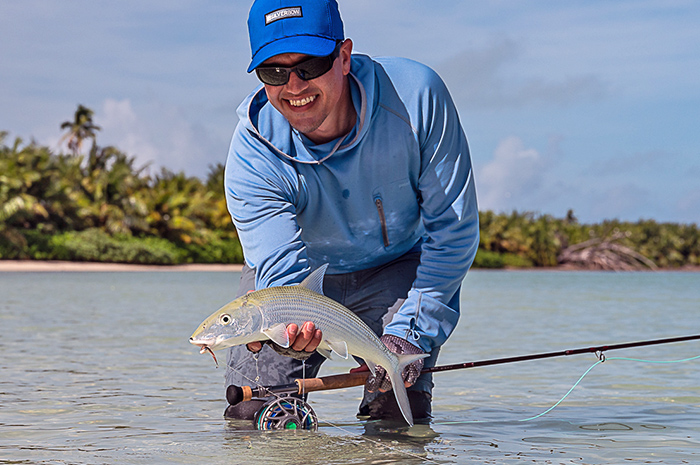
226, 333, 700, 406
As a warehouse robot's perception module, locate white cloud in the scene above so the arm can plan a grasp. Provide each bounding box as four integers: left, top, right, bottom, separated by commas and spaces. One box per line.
477, 136, 547, 212
100, 99, 159, 165
96, 98, 227, 178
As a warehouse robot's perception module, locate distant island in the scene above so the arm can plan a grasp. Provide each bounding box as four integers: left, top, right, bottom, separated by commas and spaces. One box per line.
2, 105, 699, 271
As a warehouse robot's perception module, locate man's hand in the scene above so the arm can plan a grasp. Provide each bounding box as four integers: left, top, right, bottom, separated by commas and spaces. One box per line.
366, 334, 425, 392
246, 322, 323, 360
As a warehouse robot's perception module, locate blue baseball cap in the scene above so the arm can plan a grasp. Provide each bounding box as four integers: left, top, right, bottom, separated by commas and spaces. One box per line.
246, 0, 344, 73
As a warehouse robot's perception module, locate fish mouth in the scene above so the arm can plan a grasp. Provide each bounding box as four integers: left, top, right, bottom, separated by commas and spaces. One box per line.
190, 333, 231, 351
190, 335, 215, 352
190, 338, 219, 367
190, 333, 212, 345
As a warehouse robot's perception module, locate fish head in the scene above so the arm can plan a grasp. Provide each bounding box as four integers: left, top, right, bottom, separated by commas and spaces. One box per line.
189, 295, 263, 352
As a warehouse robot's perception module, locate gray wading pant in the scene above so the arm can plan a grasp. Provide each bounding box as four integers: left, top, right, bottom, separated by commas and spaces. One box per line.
224, 251, 452, 421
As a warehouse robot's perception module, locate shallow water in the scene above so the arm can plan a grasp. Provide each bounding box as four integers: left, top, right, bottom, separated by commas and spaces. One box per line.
1, 270, 698, 464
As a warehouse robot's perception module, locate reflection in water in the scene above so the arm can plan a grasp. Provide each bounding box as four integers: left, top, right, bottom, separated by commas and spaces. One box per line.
224, 414, 441, 464
222, 422, 441, 465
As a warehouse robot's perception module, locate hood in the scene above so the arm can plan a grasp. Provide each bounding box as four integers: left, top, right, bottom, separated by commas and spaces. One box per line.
236, 54, 378, 165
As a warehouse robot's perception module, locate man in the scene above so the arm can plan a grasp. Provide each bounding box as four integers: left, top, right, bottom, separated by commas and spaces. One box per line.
223, 0, 479, 423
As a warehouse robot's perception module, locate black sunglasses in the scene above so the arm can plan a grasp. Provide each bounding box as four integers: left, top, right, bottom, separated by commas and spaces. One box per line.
255, 42, 343, 86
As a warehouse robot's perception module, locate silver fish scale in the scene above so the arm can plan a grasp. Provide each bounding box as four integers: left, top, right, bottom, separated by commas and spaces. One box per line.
251, 286, 397, 366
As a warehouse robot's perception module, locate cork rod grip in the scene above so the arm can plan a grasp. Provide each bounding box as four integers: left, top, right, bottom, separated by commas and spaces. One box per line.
295, 371, 370, 394
241, 385, 253, 402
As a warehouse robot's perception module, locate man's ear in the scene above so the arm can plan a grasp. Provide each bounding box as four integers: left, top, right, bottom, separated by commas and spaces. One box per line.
340, 39, 353, 75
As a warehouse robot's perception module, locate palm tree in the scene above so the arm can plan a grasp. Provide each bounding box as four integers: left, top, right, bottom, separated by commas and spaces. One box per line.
144, 169, 211, 244
59, 105, 101, 155
75, 145, 150, 235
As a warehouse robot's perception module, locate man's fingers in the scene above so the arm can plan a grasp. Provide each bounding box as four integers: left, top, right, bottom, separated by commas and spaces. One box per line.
290, 322, 319, 352
366, 366, 392, 393
307, 328, 322, 352
249, 322, 322, 355
286, 323, 299, 345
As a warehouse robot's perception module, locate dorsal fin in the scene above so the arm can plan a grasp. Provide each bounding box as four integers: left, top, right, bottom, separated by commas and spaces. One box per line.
298, 264, 328, 295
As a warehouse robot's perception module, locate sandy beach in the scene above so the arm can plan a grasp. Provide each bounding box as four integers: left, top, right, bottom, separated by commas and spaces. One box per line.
1, 260, 697, 273
0, 260, 244, 272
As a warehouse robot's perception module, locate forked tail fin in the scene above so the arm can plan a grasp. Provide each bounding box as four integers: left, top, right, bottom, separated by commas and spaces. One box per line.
387, 352, 430, 427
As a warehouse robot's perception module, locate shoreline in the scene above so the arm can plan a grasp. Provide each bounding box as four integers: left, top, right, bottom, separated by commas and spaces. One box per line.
1, 260, 697, 273
0, 260, 244, 272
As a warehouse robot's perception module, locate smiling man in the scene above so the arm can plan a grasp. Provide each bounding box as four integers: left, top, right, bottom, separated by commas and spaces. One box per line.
223, 0, 479, 423
257, 40, 355, 143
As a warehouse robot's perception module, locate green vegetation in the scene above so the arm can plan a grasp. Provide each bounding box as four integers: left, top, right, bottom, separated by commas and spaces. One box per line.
2, 106, 699, 269
475, 210, 699, 269
1, 105, 241, 265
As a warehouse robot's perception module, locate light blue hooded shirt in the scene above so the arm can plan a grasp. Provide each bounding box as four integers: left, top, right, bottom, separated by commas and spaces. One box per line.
225, 54, 479, 352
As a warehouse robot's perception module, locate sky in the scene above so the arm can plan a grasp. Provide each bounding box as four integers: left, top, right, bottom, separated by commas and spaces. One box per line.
1, 0, 699, 224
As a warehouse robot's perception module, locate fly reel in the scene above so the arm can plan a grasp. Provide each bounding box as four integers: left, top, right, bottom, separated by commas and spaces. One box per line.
254, 396, 319, 431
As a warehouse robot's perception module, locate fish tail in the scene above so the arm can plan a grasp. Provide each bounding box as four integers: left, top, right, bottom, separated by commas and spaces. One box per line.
388, 352, 430, 427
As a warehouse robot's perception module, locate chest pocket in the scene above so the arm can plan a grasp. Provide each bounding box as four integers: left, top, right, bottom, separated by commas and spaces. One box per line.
372, 178, 420, 249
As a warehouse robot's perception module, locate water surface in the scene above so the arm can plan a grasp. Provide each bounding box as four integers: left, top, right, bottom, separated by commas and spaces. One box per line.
1, 270, 698, 464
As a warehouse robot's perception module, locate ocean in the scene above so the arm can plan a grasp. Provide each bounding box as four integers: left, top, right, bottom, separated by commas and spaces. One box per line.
1, 269, 698, 464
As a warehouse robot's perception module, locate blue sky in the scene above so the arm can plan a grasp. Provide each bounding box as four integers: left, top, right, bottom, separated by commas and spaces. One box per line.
1, 0, 698, 224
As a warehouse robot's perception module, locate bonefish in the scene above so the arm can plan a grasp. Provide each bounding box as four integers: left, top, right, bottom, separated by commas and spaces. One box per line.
189, 264, 428, 426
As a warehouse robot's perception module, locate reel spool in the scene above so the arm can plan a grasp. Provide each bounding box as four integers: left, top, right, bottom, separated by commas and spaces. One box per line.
254, 396, 319, 431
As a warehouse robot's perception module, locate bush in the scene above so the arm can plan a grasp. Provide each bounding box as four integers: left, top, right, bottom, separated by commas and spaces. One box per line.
50, 229, 181, 265
502, 253, 534, 268
472, 249, 535, 269
472, 249, 505, 269
180, 235, 244, 264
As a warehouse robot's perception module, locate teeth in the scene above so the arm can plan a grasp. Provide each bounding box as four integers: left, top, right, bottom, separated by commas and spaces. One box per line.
289, 95, 316, 107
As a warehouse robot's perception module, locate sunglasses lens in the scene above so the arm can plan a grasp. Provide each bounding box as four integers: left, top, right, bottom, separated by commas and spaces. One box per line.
255, 43, 340, 86
255, 68, 289, 86
295, 56, 332, 81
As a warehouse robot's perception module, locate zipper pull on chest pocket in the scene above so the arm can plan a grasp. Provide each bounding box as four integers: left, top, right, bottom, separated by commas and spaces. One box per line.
374, 198, 390, 247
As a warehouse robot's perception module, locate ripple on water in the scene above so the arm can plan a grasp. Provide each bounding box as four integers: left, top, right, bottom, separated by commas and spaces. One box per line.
1, 271, 699, 464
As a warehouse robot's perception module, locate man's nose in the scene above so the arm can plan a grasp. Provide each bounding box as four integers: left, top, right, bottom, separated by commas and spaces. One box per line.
286, 71, 309, 93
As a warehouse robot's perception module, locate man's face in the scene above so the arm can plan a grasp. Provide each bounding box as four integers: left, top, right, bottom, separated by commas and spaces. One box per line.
260, 40, 353, 144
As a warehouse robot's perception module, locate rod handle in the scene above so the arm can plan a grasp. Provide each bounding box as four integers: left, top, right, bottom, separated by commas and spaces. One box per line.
295, 371, 369, 393
241, 384, 253, 402
226, 384, 255, 405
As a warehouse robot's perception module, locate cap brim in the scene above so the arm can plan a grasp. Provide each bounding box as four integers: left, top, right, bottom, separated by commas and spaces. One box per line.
247, 36, 338, 73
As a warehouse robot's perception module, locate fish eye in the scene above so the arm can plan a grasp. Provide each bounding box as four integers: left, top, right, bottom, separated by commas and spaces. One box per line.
219, 314, 232, 325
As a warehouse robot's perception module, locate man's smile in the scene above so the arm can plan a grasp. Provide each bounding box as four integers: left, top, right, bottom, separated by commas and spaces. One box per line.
288, 95, 317, 107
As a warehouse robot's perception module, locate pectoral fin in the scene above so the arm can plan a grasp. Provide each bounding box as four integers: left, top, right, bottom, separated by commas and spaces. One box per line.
262, 323, 289, 348
326, 340, 348, 359
317, 339, 348, 359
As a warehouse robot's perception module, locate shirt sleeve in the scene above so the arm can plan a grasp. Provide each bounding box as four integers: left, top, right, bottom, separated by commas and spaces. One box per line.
224, 123, 310, 289
382, 67, 480, 353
